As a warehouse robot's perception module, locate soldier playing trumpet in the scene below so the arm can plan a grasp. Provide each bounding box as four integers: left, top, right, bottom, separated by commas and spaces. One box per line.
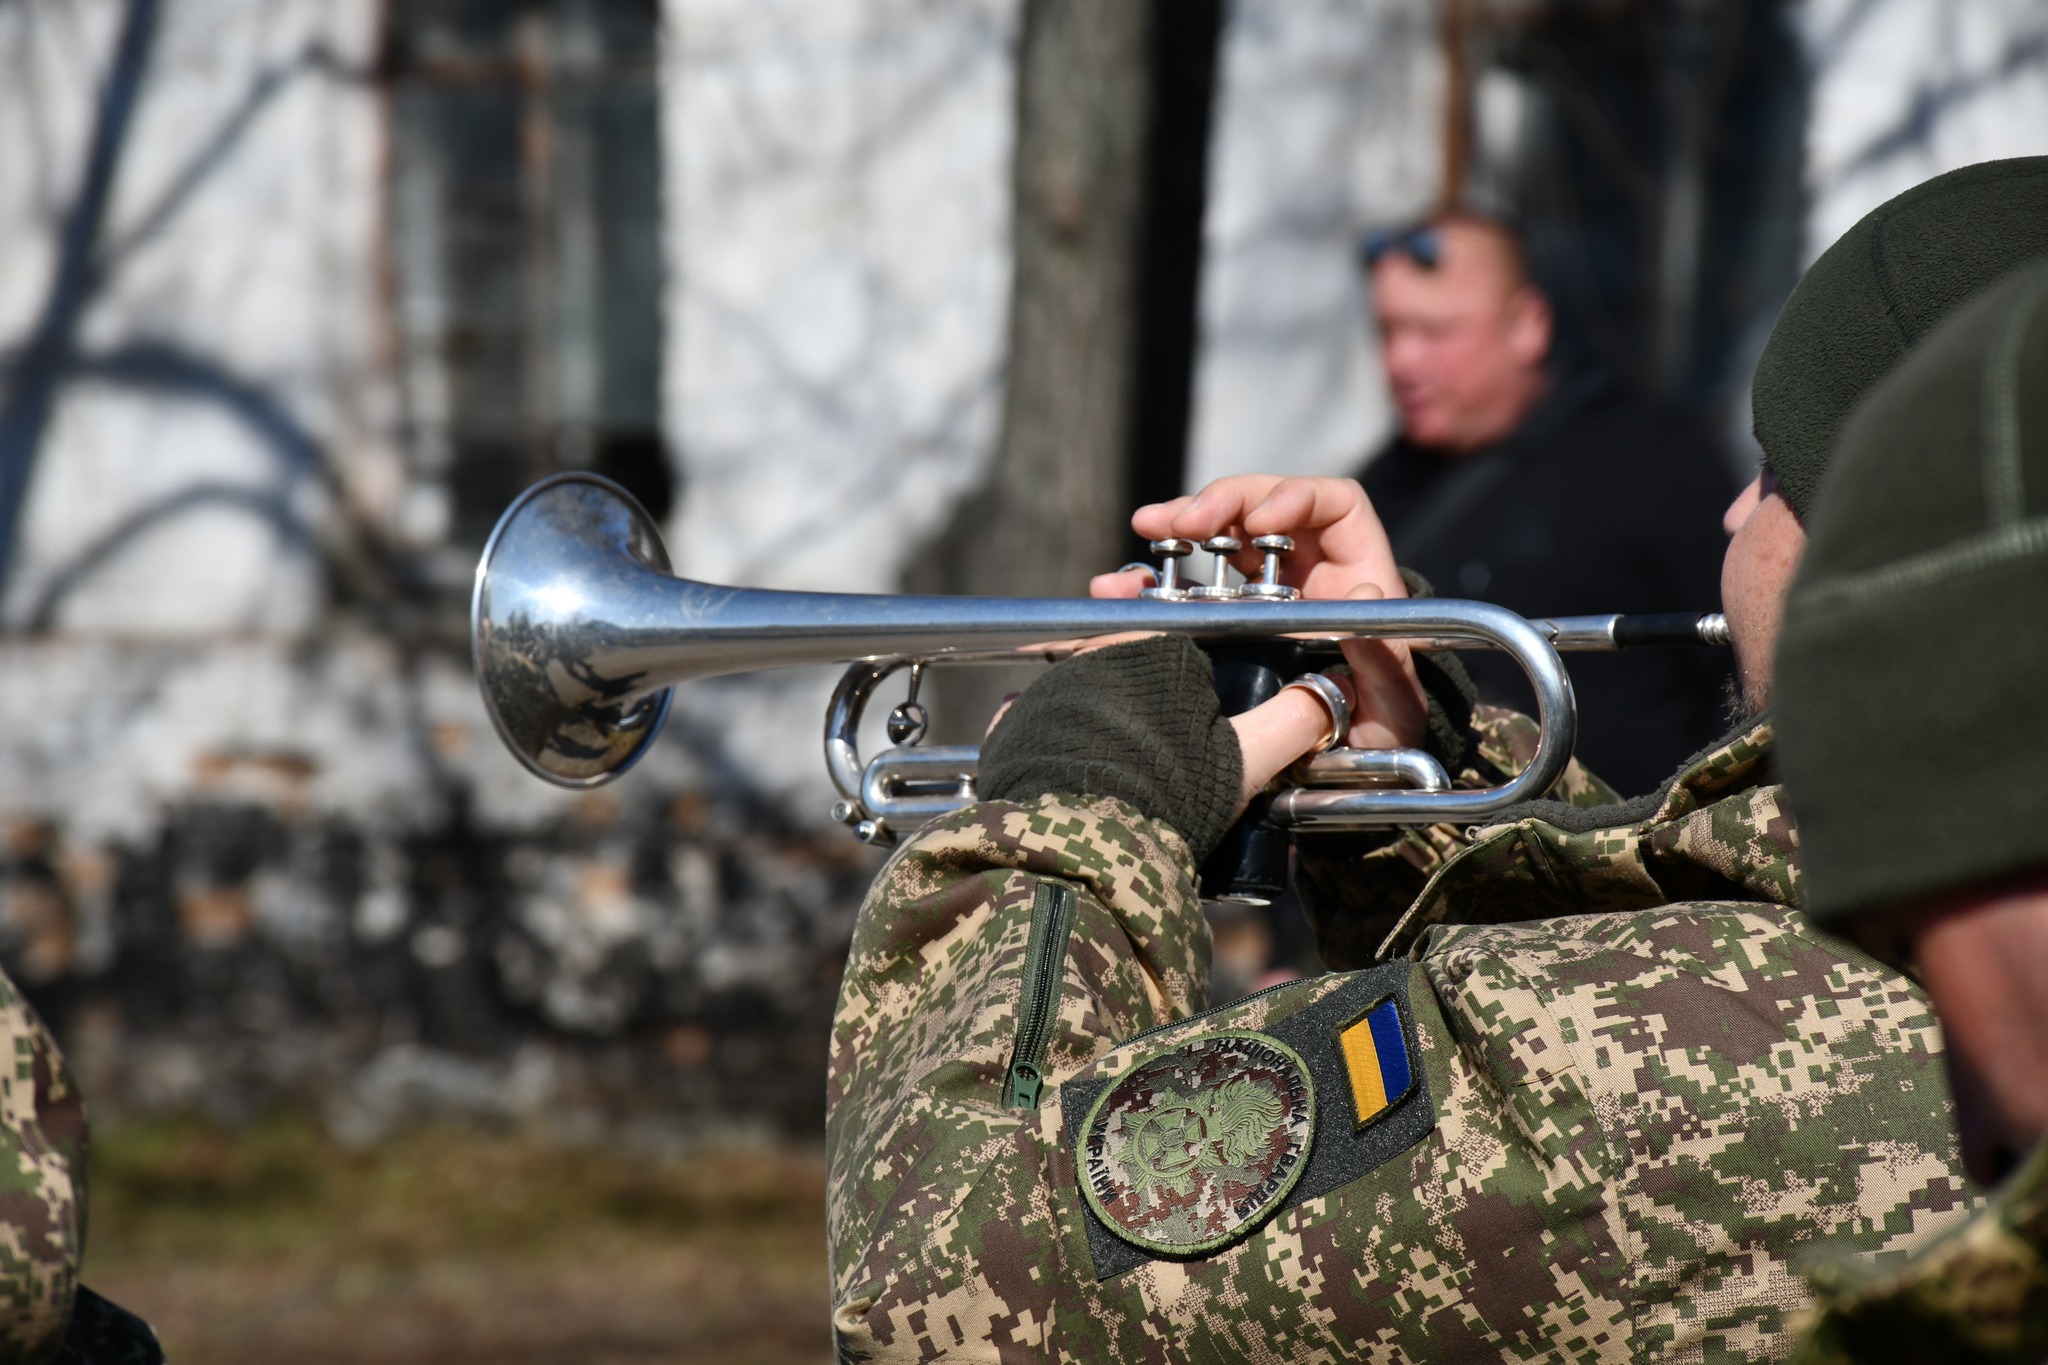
824, 158, 2048, 1361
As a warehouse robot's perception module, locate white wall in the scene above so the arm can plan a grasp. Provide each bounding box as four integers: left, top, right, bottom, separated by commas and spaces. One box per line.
1800, 0, 2048, 260
0, 0, 607, 837
0, 0, 393, 635
663, 0, 1016, 598
9, 0, 2042, 815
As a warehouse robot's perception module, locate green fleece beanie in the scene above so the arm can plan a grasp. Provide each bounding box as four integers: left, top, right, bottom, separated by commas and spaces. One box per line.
1777, 259, 2048, 929
1752, 156, 2048, 519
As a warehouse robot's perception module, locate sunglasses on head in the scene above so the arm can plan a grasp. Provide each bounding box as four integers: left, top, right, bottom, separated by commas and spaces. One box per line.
1358, 224, 1442, 271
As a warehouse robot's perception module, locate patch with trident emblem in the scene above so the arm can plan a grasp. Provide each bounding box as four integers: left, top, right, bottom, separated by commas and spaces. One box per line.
1077, 1031, 1315, 1257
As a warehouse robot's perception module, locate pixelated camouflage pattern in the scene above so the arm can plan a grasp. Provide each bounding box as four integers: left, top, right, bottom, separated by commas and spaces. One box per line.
0, 970, 85, 1363
1789, 1140, 2048, 1365
1468, 702, 1631, 810
1375, 714, 1793, 958
828, 778, 1979, 1362
1302, 713, 1785, 969
1295, 702, 1628, 969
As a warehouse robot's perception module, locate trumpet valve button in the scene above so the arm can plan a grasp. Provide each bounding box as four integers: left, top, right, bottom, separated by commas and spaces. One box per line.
1250, 534, 1295, 597
1145, 538, 1196, 598
1197, 536, 1242, 598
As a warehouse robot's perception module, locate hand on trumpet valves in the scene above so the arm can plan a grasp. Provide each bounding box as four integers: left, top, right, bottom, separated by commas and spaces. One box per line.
1090, 474, 1431, 757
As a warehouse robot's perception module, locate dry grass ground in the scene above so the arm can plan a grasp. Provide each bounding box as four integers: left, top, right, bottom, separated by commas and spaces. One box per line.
81, 1117, 832, 1365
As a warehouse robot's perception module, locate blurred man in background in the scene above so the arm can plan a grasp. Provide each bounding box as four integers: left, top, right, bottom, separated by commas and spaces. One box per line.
1356, 212, 1734, 793
1776, 258, 2048, 1364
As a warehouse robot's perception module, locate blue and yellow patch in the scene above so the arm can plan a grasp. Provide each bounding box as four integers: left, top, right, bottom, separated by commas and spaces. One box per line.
1338, 996, 1414, 1128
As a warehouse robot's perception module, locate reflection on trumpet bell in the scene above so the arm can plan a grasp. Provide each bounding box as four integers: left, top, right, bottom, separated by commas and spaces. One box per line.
471, 472, 679, 787
472, 474, 1723, 837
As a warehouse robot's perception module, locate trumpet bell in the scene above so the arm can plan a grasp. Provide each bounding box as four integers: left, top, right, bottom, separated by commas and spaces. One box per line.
472, 473, 677, 787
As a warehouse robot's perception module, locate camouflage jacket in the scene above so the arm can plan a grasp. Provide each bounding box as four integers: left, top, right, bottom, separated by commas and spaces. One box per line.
0, 971, 86, 1363
1302, 713, 1803, 968
1789, 1140, 2048, 1364
828, 717, 1979, 1361
0, 974, 161, 1364
1296, 703, 1635, 969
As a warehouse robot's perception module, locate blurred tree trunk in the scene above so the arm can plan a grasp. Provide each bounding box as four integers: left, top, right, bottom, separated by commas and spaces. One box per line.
908, 0, 1219, 737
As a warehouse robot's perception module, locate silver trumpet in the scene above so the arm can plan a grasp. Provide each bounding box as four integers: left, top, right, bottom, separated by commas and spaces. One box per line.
472, 474, 1728, 842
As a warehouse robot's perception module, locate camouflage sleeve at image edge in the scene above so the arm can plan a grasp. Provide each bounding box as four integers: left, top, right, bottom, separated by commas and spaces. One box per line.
1293, 703, 1623, 969
0, 970, 85, 1363
1790, 1139, 2048, 1365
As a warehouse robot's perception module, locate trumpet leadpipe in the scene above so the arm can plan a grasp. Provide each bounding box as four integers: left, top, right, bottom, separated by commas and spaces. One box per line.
1535, 612, 1731, 651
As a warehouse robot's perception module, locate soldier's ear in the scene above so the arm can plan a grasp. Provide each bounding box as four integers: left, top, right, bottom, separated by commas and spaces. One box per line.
1506, 286, 1552, 367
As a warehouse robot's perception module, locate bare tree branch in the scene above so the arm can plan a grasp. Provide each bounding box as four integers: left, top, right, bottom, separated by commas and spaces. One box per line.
98, 41, 367, 272
0, 0, 162, 599
21, 480, 305, 634
19, 339, 413, 629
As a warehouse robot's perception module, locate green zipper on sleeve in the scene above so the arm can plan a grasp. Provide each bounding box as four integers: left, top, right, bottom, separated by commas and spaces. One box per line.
1003, 880, 1078, 1111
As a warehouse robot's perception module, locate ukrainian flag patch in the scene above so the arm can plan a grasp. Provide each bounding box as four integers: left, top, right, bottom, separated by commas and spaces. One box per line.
1338, 996, 1414, 1128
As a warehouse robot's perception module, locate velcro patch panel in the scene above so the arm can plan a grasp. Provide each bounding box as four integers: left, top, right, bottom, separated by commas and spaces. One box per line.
1064, 959, 1436, 1278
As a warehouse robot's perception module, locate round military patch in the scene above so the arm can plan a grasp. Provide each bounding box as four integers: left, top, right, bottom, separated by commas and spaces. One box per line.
1078, 1030, 1315, 1257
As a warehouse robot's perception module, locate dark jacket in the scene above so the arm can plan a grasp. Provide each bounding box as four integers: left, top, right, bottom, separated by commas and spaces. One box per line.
1359, 366, 1736, 794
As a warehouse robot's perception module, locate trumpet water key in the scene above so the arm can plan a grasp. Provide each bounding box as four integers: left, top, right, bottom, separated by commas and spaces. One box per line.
473, 475, 1727, 850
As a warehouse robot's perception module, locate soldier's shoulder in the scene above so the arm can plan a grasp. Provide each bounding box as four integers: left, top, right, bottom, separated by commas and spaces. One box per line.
1424, 899, 1819, 975
1418, 900, 1934, 1056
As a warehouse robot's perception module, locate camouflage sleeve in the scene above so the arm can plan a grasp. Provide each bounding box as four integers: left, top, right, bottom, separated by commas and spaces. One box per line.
1788, 1139, 2048, 1365
826, 795, 1211, 1338
1293, 703, 1624, 969
0, 972, 86, 1363
831, 887, 1976, 1362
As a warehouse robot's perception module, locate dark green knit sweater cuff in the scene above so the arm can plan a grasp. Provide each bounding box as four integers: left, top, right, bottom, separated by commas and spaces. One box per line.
980, 635, 1242, 862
